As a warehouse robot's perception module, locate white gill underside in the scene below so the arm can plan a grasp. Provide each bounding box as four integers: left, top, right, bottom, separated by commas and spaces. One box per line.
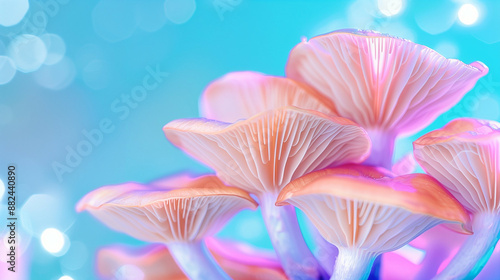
170, 110, 367, 194
415, 140, 500, 213
288, 33, 484, 134
290, 194, 442, 253
91, 196, 243, 243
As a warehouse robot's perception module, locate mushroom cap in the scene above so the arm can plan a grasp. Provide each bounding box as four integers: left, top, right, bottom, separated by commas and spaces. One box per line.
77, 175, 257, 243
288, 164, 394, 189
286, 29, 488, 136
97, 244, 186, 280
96, 239, 288, 280
277, 170, 471, 254
199, 71, 335, 123
164, 106, 371, 195
414, 118, 500, 213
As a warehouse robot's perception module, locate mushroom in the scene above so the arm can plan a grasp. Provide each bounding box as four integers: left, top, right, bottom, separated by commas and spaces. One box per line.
164, 107, 371, 279
200, 71, 335, 123
96, 238, 288, 280
286, 29, 488, 169
200, 71, 341, 275
414, 118, 500, 279
276, 166, 471, 280
77, 175, 257, 280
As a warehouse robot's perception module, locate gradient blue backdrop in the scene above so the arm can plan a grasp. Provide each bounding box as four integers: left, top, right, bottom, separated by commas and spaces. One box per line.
0, 0, 499, 279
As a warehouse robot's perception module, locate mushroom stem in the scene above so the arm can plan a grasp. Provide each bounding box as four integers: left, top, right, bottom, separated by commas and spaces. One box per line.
331, 248, 377, 280
434, 212, 500, 280
364, 130, 396, 170
261, 193, 328, 280
306, 218, 338, 275
168, 241, 230, 280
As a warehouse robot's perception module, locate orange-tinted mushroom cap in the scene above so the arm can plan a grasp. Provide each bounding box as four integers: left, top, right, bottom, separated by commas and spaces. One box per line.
77, 175, 257, 243
286, 29, 488, 136
164, 107, 371, 195
200, 71, 335, 122
96, 239, 288, 280
414, 118, 500, 213
277, 170, 471, 253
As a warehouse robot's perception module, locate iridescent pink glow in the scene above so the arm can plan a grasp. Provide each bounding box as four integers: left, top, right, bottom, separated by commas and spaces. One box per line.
76, 29, 494, 280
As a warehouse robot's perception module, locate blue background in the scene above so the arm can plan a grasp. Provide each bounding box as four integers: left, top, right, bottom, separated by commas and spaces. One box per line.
0, 0, 499, 279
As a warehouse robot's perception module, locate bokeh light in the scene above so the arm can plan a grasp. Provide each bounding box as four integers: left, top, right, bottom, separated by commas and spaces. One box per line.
20, 194, 75, 238
458, 3, 479, 25
415, 0, 456, 34
164, 0, 196, 24
0, 56, 16, 85
92, 0, 138, 43
377, 0, 404, 17
2, 1, 500, 279
7, 34, 47, 73
41, 33, 66, 66
0, 0, 29, 27
40, 228, 66, 254
347, 0, 378, 29
136, 1, 168, 32
34, 57, 76, 90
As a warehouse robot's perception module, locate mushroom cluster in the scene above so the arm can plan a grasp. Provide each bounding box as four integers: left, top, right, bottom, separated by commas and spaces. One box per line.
78, 29, 496, 280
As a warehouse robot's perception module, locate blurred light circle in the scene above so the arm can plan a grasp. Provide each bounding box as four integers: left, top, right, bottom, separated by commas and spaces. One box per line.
470, 2, 500, 44
20, 194, 75, 237
41, 33, 66, 65
92, 0, 138, 43
137, 1, 167, 32
115, 264, 145, 280
164, 0, 196, 24
82, 59, 110, 90
8, 34, 47, 73
41, 228, 65, 254
415, 0, 456, 35
59, 276, 74, 280
0, 56, 16, 85
347, 0, 378, 29
458, 4, 479, 25
0, 0, 29, 27
377, 0, 403, 17
34, 57, 76, 90
434, 41, 459, 58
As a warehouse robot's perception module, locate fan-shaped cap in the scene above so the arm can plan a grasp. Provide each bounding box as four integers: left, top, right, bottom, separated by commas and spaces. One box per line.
277, 170, 471, 254
200, 71, 335, 122
164, 107, 371, 195
286, 29, 488, 136
414, 118, 500, 214
96, 239, 287, 280
76, 175, 257, 243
